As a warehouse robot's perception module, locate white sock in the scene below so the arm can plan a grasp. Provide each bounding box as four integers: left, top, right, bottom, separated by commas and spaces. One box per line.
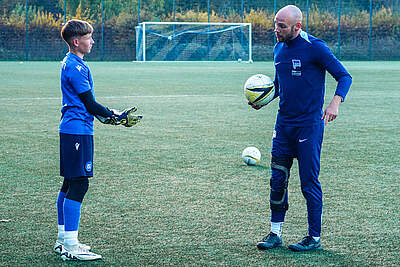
313, 236, 320, 242
271, 222, 283, 237
57, 225, 64, 242
64, 230, 79, 248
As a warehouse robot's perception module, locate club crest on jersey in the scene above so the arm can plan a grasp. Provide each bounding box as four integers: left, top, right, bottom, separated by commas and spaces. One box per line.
292, 59, 301, 76
76, 65, 82, 72
292, 59, 301, 69
85, 161, 92, 172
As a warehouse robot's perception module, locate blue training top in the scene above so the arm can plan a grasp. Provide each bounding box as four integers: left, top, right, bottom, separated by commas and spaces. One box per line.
59, 52, 94, 135
273, 30, 352, 126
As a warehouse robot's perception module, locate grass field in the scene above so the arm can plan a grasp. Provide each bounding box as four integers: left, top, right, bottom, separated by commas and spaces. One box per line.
0, 61, 399, 266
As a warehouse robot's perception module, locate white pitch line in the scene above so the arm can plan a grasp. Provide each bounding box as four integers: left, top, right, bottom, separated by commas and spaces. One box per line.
0, 94, 237, 102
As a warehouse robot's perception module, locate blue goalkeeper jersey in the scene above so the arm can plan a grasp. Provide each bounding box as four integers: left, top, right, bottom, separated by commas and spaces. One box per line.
59, 52, 94, 135
273, 30, 352, 126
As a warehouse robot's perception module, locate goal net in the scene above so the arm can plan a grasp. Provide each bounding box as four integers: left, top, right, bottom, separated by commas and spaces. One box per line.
135, 22, 252, 62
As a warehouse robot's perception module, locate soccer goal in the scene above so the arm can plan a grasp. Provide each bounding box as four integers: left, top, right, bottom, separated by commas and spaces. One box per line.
135, 22, 252, 62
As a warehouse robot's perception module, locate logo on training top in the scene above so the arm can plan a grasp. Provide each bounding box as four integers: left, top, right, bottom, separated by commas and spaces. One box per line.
85, 161, 92, 172
61, 58, 67, 70
75, 142, 80, 151
292, 59, 301, 69
76, 65, 82, 72
292, 59, 301, 76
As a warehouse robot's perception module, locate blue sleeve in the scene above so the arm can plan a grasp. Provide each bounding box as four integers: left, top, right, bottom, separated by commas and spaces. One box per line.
78, 90, 113, 117
69, 64, 91, 95
272, 44, 281, 100
273, 72, 280, 99
315, 40, 352, 101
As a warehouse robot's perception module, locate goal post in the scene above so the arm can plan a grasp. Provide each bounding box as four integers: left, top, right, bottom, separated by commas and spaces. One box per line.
135, 22, 252, 62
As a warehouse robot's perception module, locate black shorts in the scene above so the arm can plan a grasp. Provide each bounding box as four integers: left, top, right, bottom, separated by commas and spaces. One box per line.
60, 133, 94, 179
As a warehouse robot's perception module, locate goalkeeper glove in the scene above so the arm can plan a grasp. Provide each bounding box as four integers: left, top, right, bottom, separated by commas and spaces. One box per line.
113, 107, 143, 127
95, 107, 142, 127
95, 108, 119, 125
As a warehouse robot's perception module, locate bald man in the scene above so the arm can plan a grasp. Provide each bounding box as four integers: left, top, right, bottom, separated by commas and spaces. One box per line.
250, 5, 352, 251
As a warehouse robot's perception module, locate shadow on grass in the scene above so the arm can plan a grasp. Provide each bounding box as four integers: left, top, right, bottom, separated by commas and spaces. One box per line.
51, 255, 106, 266
258, 247, 361, 266
239, 164, 269, 171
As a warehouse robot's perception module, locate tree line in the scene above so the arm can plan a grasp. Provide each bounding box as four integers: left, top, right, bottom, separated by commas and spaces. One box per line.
0, 0, 399, 60
1, 0, 398, 20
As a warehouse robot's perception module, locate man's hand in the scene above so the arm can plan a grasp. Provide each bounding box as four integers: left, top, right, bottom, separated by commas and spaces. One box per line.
322, 95, 342, 126
248, 101, 263, 110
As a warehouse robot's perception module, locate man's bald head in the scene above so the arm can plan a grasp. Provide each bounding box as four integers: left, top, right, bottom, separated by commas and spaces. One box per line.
274, 5, 302, 42
276, 5, 303, 25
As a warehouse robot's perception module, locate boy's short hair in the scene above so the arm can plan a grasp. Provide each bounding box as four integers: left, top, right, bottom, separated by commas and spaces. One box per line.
61, 19, 93, 46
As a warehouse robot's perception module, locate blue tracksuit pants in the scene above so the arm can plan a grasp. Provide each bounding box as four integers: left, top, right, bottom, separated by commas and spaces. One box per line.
270, 121, 324, 237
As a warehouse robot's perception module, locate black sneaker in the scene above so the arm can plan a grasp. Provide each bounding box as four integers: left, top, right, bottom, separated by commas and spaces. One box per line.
288, 236, 322, 252
257, 232, 283, 250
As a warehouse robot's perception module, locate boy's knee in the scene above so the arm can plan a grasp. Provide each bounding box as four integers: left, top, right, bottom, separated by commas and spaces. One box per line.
66, 177, 89, 203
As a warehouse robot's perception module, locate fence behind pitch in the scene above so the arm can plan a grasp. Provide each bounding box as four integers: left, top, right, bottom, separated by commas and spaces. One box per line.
0, 0, 399, 61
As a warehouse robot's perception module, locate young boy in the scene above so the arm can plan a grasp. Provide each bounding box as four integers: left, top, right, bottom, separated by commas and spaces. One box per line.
54, 19, 142, 261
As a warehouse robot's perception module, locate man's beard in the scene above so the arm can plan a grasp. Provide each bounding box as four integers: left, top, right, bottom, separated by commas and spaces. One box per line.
279, 26, 296, 42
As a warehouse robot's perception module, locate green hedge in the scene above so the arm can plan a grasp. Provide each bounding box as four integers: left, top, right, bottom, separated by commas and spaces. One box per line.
1, 5, 399, 60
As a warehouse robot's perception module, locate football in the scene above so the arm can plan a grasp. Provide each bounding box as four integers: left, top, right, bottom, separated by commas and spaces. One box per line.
244, 74, 275, 106
242, 146, 261, 166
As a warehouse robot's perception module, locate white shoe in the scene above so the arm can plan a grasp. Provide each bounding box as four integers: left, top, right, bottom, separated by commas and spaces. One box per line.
53, 240, 64, 254
61, 244, 102, 261
53, 240, 91, 254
